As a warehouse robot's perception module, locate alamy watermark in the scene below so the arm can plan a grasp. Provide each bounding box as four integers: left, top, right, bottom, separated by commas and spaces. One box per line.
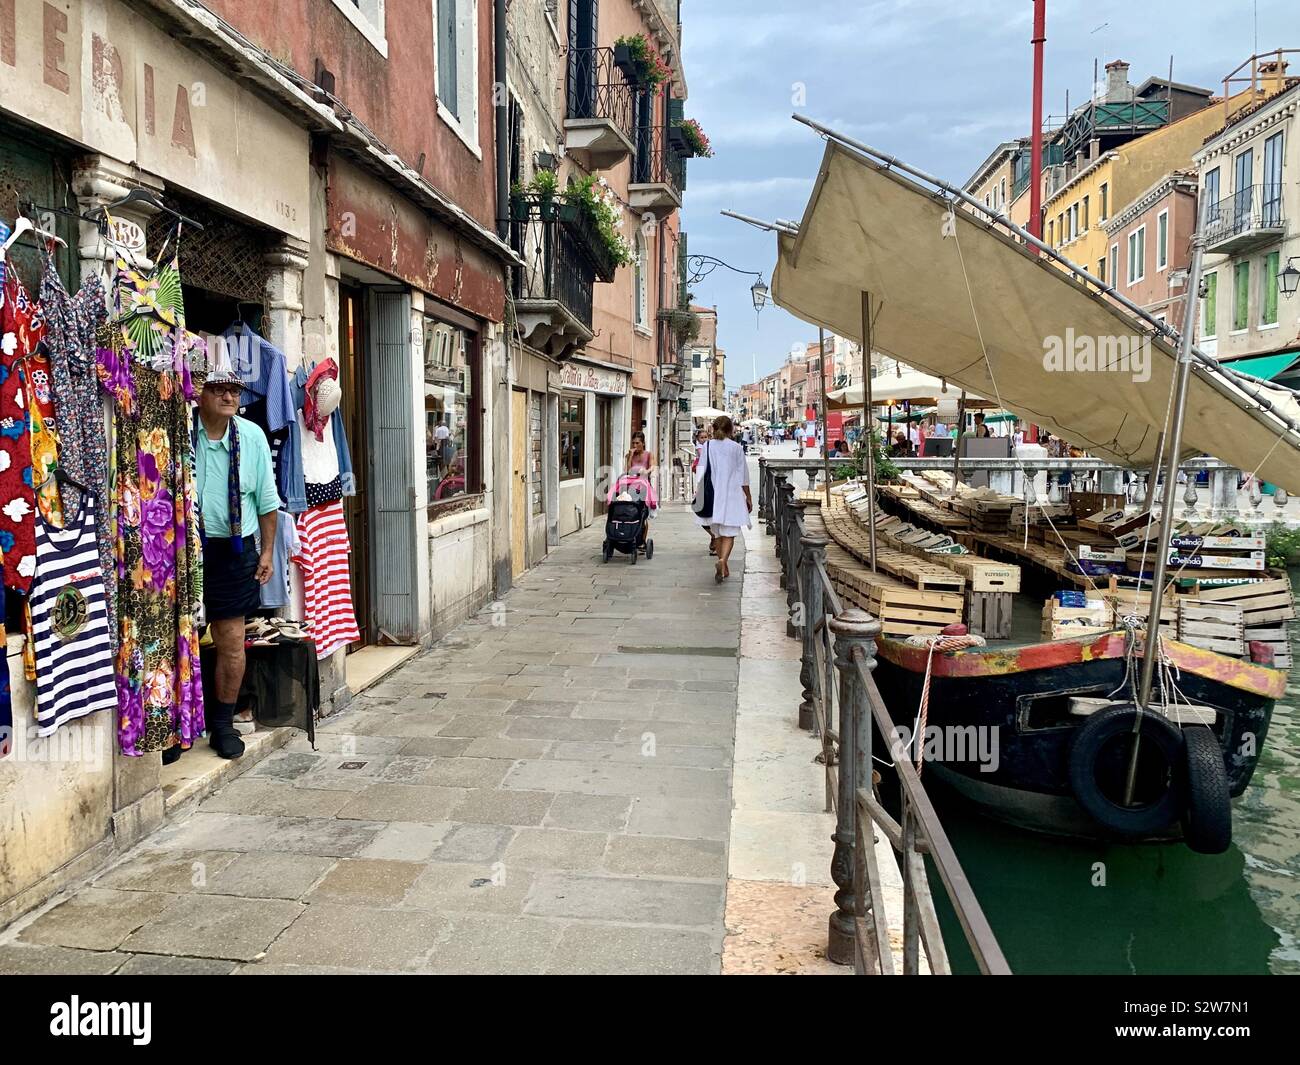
1043, 327, 1151, 383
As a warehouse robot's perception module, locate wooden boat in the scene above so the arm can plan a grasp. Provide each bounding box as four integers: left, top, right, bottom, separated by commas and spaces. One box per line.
869, 630, 1286, 842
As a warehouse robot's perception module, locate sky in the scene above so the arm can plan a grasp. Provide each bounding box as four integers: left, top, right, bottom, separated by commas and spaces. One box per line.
678, 0, 1295, 389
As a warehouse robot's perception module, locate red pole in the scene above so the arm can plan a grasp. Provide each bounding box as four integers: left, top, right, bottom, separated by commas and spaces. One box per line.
1028, 0, 1046, 240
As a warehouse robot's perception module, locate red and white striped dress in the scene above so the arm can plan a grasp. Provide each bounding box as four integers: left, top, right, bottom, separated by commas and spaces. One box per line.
293, 501, 361, 659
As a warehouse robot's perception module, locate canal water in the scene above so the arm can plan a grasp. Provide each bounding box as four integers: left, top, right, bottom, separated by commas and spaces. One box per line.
933, 569, 1300, 975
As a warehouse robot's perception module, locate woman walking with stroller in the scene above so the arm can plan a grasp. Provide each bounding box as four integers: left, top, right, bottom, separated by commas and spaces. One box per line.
693, 415, 752, 582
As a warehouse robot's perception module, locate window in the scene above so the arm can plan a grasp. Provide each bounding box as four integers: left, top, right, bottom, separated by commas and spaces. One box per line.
434, 0, 480, 154
1069, 204, 1078, 241
1261, 251, 1280, 326
1127, 226, 1145, 285
1098, 182, 1108, 221
633, 230, 648, 330
692, 351, 701, 369
331, 0, 387, 56
1203, 271, 1218, 337
1233, 261, 1250, 331
1057, 213, 1064, 245
1109, 243, 1118, 287
1156, 210, 1168, 271
1233, 149, 1254, 221
1081, 195, 1089, 232
1048, 220, 1054, 245
423, 315, 480, 508
560, 394, 585, 479
1097, 256, 1106, 283
1263, 132, 1283, 226
1000, 177, 1006, 206
1203, 167, 1221, 224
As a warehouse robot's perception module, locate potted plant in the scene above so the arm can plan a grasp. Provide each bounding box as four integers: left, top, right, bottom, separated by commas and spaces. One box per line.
565, 174, 635, 281
614, 33, 671, 88
676, 118, 713, 158
509, 181, 530, 222
530, 169, 559, 219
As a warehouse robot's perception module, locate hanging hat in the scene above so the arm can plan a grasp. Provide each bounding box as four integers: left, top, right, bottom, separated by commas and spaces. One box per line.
315, 376, 342, 418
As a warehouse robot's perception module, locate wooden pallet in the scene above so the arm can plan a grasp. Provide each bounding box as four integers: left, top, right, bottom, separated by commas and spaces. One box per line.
1176, 601, 1245, 656
870, 586, 964, 637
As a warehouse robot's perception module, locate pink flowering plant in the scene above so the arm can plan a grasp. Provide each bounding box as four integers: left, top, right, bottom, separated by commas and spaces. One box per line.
678, 118, 713, 157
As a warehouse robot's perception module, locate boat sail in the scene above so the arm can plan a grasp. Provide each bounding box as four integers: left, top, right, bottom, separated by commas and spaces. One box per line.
757, 118, 1298, 851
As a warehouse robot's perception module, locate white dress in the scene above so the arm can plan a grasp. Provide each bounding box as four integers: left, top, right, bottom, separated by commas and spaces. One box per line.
694, 438, 751, 536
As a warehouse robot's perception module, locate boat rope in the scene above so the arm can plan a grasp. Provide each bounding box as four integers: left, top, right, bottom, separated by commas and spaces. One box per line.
904, 633, 987, 774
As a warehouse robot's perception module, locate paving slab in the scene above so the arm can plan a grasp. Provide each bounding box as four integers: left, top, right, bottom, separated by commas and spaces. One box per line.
123, 895, 304, 962
0, 944, 128, 975
261, 904, 446, 971
546, 924, 719, 975
524, 873, 724, 928
19, 889, 176, 952
335, 784, 467, 825
305, 859, 424, 905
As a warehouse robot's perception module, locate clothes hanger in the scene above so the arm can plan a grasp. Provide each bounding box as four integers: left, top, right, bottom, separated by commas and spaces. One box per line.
88, 188, 205, 232
0, 214, 67, 263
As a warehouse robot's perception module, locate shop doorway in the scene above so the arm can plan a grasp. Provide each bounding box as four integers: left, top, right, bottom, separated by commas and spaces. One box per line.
596, 396, 614, 515
511, 389, 529, 577
338, 285, 372, 647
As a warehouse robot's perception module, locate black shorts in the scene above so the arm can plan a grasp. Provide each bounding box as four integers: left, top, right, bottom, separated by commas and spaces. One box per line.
203, 536, 260, 622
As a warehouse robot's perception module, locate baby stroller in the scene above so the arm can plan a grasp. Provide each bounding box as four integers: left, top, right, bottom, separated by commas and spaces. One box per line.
603, 472, 656, 563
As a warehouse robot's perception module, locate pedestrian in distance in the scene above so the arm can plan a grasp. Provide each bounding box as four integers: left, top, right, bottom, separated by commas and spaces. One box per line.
693, 415, 752, 582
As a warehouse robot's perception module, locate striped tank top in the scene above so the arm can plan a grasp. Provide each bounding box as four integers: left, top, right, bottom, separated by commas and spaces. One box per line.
30, 496, 117, 735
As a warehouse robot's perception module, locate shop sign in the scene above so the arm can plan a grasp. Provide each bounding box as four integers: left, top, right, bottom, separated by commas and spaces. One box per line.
559, 362, 628, 395
0, 0, 309, 241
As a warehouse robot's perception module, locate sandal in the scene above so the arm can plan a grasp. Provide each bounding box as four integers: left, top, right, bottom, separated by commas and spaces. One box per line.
714, 562, 725, 583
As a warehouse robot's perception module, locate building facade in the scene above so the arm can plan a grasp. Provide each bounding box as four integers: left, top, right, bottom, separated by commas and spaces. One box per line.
1104, 171, 1199, 326
1193, 63, 1299, 367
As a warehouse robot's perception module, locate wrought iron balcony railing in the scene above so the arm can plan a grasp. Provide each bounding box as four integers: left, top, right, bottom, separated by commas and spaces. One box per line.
566, 46, 637, 144
510, 198, 596, 342
632, 121, 684, 193
1204, 183, 1285, 251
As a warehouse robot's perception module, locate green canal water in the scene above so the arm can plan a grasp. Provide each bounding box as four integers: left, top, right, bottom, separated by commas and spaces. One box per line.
933, 569, 1300, 975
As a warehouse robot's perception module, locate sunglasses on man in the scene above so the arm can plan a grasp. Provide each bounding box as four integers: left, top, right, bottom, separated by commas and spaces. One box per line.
205, 383, 243, 398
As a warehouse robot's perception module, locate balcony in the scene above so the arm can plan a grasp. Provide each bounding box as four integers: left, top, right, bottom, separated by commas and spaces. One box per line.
1204, 184, 1285, 255
564, 47, 637, 170
629, 123, 684, 219
510, 198, 602, 361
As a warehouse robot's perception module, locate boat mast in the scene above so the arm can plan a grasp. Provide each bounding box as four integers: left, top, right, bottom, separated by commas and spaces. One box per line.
1028, 0, 1046, 240
1125, 225, 1207, 801
861, 291, 878, 572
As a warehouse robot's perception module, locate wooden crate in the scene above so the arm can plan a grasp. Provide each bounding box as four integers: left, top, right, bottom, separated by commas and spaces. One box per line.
948, 556, 1021, 593
966, 590, 1013, 640
1193, 577, 1297, 627
1177, 601, 1245, 656
870, 587, 965, 637
1042, 598, 1111, 641
1244, 626, 1293, 670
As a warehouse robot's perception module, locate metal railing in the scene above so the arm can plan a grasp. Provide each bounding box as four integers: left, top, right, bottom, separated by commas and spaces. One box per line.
510, 199, 597, 330
1204, 183, 1285, 246
762, 460, 1011, 974
566, 46, 637, 143
633, 121, 684, 194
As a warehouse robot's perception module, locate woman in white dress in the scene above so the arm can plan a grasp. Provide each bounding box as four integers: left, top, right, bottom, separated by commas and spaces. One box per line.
694, 415, 752, 582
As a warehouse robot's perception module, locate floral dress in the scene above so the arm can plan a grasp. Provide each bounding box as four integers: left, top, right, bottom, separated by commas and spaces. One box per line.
97, 240, 206, 757
39, 258, 112, 642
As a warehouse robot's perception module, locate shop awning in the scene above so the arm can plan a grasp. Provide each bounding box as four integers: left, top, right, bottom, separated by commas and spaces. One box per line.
769, 138, 1300, 491
826, 371, 992, 410
1221, 350, 1300, 382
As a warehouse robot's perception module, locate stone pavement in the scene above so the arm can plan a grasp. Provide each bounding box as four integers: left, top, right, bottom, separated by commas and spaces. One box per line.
0, 502, 744, 975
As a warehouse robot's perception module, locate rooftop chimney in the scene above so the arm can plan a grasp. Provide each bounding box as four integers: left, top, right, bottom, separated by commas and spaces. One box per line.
1105, 59, 1134, 103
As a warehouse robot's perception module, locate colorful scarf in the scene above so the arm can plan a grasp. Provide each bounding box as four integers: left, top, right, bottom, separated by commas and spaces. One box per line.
302, 358, 339, 441
194, 416, 243, 554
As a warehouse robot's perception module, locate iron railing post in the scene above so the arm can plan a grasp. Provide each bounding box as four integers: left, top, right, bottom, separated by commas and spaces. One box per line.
767, 472, 784, 537
775, 478, 794, 573
827, 607, 883, 965
758, 457, 769, 520
786, 499, 806, 636
798, 533, 828, 732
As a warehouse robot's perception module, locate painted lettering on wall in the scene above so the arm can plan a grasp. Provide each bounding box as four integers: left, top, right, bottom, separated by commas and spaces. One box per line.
559, 362, 629, 395
41, 0, 66, 92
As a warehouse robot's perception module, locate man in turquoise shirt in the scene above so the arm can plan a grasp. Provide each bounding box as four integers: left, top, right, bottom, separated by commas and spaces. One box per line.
194, 370, 282, 761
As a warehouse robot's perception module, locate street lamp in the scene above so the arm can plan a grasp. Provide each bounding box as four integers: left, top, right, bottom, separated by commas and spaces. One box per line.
684, 254, 770, 322
1280, 256, 1300, 299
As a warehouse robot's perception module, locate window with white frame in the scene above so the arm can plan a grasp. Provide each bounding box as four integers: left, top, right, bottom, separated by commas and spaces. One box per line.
1155, 209, 1168, 271
633, 230, 648, 330
1109, 243, 1118, 288
1098, 182, 1108, 221
1127, 226, 1145, 285
331, 0, 387, 56
434, 0, 480, 154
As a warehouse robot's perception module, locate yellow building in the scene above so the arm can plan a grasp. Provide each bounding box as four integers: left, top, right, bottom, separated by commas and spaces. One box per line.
1043, 86, 1256, 285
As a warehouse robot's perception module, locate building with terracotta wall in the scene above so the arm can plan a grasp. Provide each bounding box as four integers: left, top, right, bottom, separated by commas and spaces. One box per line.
1104, 171, 1199, 327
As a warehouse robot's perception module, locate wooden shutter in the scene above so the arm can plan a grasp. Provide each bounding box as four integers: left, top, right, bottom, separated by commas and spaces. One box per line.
438, 0, 459, 118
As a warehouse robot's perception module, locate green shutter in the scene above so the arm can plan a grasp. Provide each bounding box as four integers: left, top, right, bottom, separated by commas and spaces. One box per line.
1234, 261, 1250, 331
1263, 251, 1279, 326
1204, 272, 1217, 336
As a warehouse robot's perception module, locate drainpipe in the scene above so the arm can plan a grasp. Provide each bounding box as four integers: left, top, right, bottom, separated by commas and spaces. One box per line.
494, 0, 509, 240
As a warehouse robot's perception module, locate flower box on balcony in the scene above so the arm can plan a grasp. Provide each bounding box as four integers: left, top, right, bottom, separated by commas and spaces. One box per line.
564, 209, 619, 283
509, 194, 531, 222
613, 43, 639, 82
668, 125, 691, 155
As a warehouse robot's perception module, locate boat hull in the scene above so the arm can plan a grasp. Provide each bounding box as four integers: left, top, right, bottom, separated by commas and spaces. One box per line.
870, 631, 1282, 841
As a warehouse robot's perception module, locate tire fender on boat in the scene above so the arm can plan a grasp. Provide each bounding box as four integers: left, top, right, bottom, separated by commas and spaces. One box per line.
1067, 704, 1186, 839
1181, 725, 1232, 855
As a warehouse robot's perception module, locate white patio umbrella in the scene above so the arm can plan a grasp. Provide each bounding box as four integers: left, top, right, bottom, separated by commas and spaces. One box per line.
692, 406, 728, 419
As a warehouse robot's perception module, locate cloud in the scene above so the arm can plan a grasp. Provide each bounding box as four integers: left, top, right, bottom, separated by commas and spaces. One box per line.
687, 176, 814, 208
